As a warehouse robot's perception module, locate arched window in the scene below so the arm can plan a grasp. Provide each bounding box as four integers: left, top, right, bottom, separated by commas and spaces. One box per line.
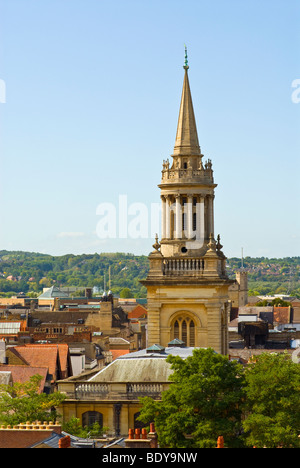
174, 320, 179, 339
82, 411, 103, 428
172, 315, 197, 347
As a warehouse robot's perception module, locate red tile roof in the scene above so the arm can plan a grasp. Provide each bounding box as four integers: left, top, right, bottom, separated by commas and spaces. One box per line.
127, 304, 147, 320
110, 349, 130, 361
10, 344, 70, 381
0, 365, 47, 393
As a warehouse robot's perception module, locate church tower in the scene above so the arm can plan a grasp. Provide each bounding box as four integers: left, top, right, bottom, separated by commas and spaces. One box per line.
142, 50, 234, 354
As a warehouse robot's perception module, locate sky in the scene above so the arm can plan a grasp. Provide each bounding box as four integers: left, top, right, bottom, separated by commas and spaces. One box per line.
0, 0, 299, 259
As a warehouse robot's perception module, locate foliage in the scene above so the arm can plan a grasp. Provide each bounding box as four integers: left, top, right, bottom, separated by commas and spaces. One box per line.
138, 348, 246, 448
62, 416, 109, 438
0, 250, 149, 298
227, 256, 300, 298
255, 298, 291, 307
119, 287, 132, 298
242, 352, 300, 448
0, 251, 299, 299
0, 374, 66, 425
138, 350, 300, 448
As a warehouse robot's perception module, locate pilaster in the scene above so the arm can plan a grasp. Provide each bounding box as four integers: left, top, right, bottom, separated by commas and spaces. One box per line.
147, 307, 161, 347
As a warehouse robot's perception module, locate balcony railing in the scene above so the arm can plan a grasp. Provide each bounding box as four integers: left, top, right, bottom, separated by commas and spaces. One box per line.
126, 383, 163, 395
163, 257, 205, 276
70, 381, 165, 400
75, 382, 109, 399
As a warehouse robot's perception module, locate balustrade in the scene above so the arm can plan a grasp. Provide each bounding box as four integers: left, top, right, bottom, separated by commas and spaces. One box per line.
163, 257, 205, 276
72, 381, 164, 400
126, 383, 163, 394
75, 382, 109, 398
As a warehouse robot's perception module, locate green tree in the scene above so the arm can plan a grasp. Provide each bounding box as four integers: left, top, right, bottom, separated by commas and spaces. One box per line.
119, 287, 132, 298
243, 352, 300, 448
0, 375, 66, 425
138, 348, 246, 448
62, 417, 108, 438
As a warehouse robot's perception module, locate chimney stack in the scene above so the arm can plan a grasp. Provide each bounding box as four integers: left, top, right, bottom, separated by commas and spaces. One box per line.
59, 435, 71, 448
125, 423, 158, 449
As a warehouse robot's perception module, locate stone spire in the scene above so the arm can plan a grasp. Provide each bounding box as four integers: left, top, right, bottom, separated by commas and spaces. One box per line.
173, 48, 200, 156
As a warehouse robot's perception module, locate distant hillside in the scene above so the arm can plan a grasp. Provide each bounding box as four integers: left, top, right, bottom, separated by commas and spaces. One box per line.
0, 251, 149, 298
0, 251, 299, 299
226, 256, 300, 298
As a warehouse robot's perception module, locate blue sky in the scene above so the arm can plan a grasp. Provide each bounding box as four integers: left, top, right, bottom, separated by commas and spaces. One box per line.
0, 0, 299, 258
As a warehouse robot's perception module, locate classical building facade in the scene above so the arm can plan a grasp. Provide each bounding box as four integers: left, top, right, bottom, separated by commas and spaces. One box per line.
142, 54, 234, 354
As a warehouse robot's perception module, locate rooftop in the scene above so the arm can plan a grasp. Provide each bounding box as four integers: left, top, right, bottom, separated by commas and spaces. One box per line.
88, 346, 201, 383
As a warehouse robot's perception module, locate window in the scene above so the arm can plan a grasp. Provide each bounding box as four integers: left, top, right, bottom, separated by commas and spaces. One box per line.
182, 320, 187, 345
172, 316, 197, 346
82, 411, 103, 428
174, 320, 179, 339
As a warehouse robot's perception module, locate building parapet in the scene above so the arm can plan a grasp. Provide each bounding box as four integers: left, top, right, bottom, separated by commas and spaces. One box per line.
59, 381, 167, 401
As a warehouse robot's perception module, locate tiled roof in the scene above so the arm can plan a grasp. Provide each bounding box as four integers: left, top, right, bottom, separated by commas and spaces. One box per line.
10, 344, 70, 381
127, 304, 147, 319
110, 349, 130, 361
0, 365, 47, 393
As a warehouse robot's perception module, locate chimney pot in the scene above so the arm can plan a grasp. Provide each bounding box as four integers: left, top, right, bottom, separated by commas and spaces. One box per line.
217, 436, 224, 448
59, 435, 71, 448
149, 422, 155, 433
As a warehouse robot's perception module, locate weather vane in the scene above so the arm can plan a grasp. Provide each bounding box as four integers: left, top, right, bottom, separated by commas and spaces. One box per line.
184, 44, 189, 69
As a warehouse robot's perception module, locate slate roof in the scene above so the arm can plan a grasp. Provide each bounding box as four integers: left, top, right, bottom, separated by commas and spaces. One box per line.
38, 286, 70, 299
89, 357, 173, 383
30, 432, 87, 448
88, 346, 198, 383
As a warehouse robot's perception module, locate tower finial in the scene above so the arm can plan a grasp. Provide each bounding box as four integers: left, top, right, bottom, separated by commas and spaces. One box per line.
184, 44, 189, 70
